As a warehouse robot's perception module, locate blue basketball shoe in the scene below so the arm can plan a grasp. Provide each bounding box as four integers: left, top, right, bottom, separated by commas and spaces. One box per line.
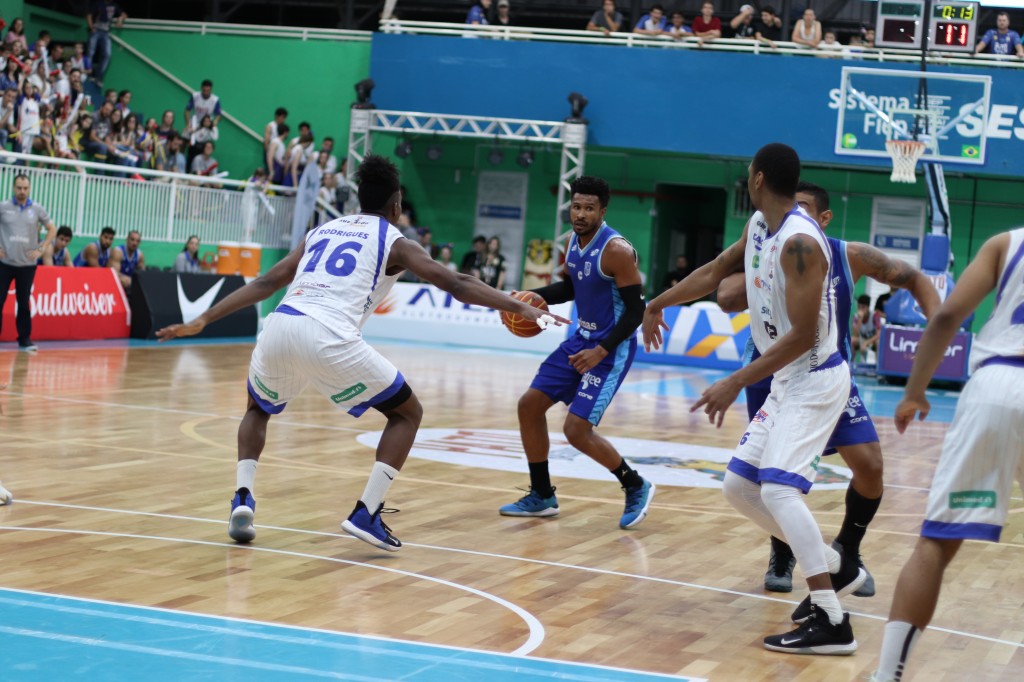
620, 480, 655, 529
499, 488, 559, 517
228, 488, 256, 543
341, 501, 402, 552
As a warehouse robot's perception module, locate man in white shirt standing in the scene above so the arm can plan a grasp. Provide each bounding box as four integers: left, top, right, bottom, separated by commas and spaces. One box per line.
183, 79, 221, 136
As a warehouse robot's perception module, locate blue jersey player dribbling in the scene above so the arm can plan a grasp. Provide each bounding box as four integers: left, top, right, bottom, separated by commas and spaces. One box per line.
499, 176, 655, 529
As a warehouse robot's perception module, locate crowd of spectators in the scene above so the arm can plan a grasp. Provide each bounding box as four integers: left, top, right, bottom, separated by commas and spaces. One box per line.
462, 1, 1023, 59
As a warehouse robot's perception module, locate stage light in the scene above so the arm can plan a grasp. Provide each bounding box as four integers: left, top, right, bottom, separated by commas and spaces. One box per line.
427, 143, 443, 161
353, 79, 375, 109
517, 150, 534, 168
566, 92, 588, 123
395, 139, 412, 158
488, 147, 504, 165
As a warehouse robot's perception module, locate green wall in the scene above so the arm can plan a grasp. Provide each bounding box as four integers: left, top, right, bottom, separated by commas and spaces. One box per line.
103, 29, 371, 180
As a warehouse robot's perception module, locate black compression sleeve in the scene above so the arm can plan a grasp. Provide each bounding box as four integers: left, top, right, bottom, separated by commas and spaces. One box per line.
529, 277, 575, 305
598, 284, 646, 353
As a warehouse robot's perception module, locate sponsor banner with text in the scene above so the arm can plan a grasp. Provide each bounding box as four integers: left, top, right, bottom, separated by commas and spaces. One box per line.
876, 324, 972, 381
1, 266, 129, 342
630, 302, 751, 370
363, 282, 573, 352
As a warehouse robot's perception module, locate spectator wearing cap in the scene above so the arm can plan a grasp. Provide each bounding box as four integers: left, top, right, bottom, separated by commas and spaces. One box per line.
729, 5, 757, 39
792, 7, 822, 49
587, 0, 623, 36
634, 5, 668, 36
691, 2, 722, 39
754, 5, 783, 47
494, 0, 512, 26
466, 0, 491, 25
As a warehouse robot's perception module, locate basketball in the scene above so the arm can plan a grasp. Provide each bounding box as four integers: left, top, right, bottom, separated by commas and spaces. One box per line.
501, 291, 548, 338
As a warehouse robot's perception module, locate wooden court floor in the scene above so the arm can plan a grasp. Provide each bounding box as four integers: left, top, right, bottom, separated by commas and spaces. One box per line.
0, 341, 1022, 681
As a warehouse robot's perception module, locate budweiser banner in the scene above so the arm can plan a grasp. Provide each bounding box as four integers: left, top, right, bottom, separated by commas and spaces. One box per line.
1, 266, 130, 341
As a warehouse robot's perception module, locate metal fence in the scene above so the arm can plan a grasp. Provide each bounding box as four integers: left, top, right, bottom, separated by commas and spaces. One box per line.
0, 154, 296, 249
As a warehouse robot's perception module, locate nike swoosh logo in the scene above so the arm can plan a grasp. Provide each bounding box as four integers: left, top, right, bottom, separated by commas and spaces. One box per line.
384, 472, 394, 480
177, 276, 226, 323
780, 637, 802, 646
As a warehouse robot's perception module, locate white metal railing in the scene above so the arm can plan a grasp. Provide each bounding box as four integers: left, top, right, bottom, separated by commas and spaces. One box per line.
123, 18, 372, 42
380, 20, 1024, 70
0, 152, 296, 248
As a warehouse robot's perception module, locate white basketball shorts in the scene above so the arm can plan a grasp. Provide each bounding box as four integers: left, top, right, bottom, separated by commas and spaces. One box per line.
726, 357, 850, 493
922, 364, 1024, 542
247, 310, 404, 417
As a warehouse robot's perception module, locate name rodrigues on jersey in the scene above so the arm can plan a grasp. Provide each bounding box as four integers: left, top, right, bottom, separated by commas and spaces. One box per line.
317, 228, 371, 240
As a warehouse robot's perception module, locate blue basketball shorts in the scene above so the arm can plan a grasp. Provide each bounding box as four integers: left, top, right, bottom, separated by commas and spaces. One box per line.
745, 377, 879, 455
529, 333, 636, 426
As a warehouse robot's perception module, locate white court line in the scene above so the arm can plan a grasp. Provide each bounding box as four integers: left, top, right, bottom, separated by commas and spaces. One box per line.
0, 587, 696, 682
0, 624, 379, 681
0, 390, 369, 434
9, 500, 1024, 651
0, 525, 545, 657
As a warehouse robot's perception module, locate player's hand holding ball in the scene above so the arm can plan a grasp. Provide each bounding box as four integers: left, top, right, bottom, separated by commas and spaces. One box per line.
501, 291, 569, 337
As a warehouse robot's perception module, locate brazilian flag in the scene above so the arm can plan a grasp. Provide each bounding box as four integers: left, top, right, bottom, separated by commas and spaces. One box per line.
961, 145, 980, 158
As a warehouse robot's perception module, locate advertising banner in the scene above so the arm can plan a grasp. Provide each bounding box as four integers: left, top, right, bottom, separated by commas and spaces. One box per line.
129, 271, 258, 339
362, 282, 572, 352
876, 324, 972, 381
1, 266, 130, 341
628, 302, 750, 370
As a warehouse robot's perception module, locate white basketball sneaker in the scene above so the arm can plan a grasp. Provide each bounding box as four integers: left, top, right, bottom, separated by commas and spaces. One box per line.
0, 481, 13, 505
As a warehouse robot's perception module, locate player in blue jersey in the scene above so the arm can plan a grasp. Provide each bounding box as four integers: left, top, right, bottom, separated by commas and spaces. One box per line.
73, 226, 115, 267
499, 176, 654, 529
39, 226, 72, 266
110, 229, 145, 288
717, 181, 941, 605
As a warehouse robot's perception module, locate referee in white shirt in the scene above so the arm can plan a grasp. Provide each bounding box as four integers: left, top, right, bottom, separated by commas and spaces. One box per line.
0, 174, 56, 351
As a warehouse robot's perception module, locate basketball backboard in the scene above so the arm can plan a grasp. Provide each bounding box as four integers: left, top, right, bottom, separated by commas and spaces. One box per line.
834, 66, 991, 165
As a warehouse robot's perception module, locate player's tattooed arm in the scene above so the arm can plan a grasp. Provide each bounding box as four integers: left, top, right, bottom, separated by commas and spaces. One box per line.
785, 236, 814, 275
848, 242, 942, 319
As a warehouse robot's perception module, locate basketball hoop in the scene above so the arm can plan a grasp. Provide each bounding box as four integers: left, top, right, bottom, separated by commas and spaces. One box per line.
886, 139, 927, 184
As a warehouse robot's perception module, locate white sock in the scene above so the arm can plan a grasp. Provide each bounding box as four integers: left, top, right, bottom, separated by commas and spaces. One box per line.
876, 621, 921, 681
359, 462, 399, 512
824, 542, 842, 573
236, 459, 258, 493
809, 589, 844, 626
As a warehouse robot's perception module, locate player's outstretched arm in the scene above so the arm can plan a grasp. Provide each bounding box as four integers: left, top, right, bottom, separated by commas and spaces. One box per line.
389, 238, 570, 327
644, 222, 748, 350
895, 233, 1008, 433
847, 242, 942, 319
156, 243, 305, 340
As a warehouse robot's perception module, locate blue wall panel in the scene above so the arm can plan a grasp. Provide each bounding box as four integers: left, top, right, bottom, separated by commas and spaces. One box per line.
370, 34, 1024, 176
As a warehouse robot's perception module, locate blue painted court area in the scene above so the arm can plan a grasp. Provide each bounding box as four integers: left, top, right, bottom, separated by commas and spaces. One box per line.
622, 367, 962, 424
0, 589, 698, 682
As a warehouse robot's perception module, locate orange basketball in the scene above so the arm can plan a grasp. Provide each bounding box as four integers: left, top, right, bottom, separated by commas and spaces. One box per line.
501, 291, 549, 338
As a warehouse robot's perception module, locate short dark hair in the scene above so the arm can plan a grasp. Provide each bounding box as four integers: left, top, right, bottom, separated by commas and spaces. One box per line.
299, 121, 311, 130
875, 293, 890, 311
857, 294, 870, 307
650, 4, 664, 12
57, 225, 72, 239
354, 154, 401, 213
105, 88, 116, 97
13, 173, 29, 185
762, 5, 776, 15
278, 123, 290, 136
118, 89, 130, 99
472, 235, 486, 245
323, 136, 334, 144
998, 11, 1009, 19
128, 229, 141, 238
38, 30, 50, 39
101, 227, 116, 237
201, 79, 213, 88
752, 143, 800, 198
795, 180, 830, 213
275, 107, 288, 117
569, 176, 611, 208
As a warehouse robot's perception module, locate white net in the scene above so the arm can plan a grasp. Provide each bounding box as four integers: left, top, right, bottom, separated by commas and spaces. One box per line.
886, 140, 927, 184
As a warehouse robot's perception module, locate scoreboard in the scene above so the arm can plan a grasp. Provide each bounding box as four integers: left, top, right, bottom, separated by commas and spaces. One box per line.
875, 0, 978, 52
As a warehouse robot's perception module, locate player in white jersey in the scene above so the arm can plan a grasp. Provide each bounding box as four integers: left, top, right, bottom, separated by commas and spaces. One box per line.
156, 155, 563, 552
873, 228, 1024, 682
643, 143, 866, 655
